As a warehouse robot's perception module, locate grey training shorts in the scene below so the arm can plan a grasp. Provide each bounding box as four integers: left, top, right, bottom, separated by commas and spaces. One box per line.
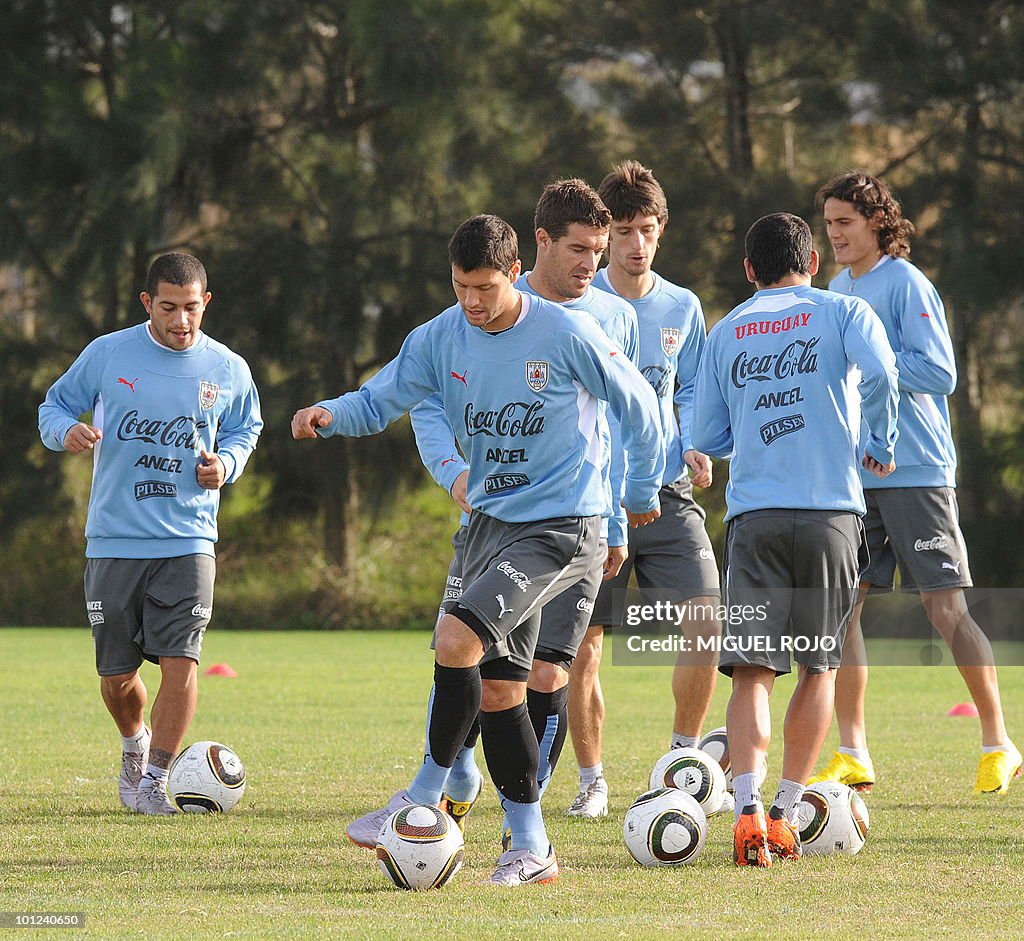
453, 512, 602, 667
591, 478, 721, 629
84, 554, 215, 676
719, 509, 866, 677
860, 487, 973, 594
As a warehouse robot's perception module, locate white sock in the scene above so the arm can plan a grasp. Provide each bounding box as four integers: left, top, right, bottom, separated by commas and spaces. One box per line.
839, 746, 870, 764
982, 742, 1012, 753
771, 778, 805, 823
671, 733, 699, 749
144, 763, 169, 783
121, 726, 148, 753
732, 771, 762, 821
579, 763, 603, 789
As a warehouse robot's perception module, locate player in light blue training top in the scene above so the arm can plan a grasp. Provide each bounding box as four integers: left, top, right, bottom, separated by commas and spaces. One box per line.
293, 214, 663, 887
349, 181, 642, 851
809, 171, 1020, 796
693, 212, 898, 867
38, 253, 263, 815
559, 160, 723, 820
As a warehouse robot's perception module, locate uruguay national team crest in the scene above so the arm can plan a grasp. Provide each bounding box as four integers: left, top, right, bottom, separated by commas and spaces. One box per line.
661, 327, 682, 356
526, 361, 549, 392
199, 381, 220, 410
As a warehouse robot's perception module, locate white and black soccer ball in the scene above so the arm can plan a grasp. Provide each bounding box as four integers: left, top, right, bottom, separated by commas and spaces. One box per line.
167, 741, 246, 813
796, 781, 870, 856
375, 804, 464, 891
649, 747, 728, 816
623, 787, 707, 867
697, 726, 768, 793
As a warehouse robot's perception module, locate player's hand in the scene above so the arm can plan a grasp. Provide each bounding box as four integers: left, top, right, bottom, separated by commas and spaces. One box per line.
684, 449, 713, 488
603, 543, 628, 581
197, 450, 226, 489
63, 422, 102, 453
450, 470, 472, 514
292, 406, 333, 440
624, 504, 661, 528
862, 453, 896, 479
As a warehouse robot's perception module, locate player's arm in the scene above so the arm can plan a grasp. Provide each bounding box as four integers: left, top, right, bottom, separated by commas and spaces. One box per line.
292, 327, 438, 441
565, 327, 665, 526
844, 300, 900, 473
410, 395, 470, 511
202, 362, 264, 489
691, 332, 734, 459
38, 341, 106, 453
605, 304, 640, 544
892, 276, 956, 395
675, 298, 713, 487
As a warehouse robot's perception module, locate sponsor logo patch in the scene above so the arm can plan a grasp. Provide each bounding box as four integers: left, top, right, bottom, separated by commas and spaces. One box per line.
497, 560, 532, 592
87, 601, 104, 626
941, 560, 962, 575
699, 548, 713, 560
731, 337, 820, 388
134, 480, 178, 501
526, 361, 549, 392
199, 381, 220, 410
485, 447, 528, 464
753, 386, 804, 411
759, 414, 805, 446
465, 401, 545, 438
914, 536, 949, 552
117, 411, 208, 449
191, 603, 213, 618
642, 364, 672, 398
134, 454, 183, 474
576, 597, 595, 613
484, 473, 530, 494
496, 594, 514, 619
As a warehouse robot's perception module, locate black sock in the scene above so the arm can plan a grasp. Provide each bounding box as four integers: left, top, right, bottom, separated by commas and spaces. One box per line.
480, 702, 539, 804
463, 714, 481, 750
527, 686, 569, 789
428, 664, 481, 768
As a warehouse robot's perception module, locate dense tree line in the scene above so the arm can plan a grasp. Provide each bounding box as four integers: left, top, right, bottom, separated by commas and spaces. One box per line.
2, 0, 1022, 625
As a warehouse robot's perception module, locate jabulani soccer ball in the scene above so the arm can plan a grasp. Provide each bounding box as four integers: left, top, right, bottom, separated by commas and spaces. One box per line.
649, 747, 727, 816
796, 781, 870, 856
623, 787, 708, 867
167, 741, 246, 813
696, 726, 768, 793
375, 804, 465, 890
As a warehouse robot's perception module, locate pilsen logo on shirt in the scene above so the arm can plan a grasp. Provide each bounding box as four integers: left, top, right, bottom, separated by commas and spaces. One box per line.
199, 381, 220, 410
525, 361, 549, 392
661, 328, 682, 356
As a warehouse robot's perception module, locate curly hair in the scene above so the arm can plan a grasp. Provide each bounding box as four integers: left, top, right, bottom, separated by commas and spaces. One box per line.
816, 171, 915, 259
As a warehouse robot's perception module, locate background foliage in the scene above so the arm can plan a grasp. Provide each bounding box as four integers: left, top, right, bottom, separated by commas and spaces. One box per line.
2, 0, 1022, 627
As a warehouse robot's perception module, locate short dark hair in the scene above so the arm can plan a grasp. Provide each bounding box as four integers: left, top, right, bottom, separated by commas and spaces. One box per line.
145, 252, 208, 296
533, 179, 612, 241
597, 160, 669, 225
448, 214, 519, 274
816, 171, 914, 258
744, 213, 813, 286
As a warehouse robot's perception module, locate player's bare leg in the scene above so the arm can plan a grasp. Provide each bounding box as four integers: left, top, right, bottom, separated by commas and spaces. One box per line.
566, 624, 608, 817
781, 666, 837, 785
137, 656, 198, 815
101, 670, 150, 810
671, 597, 719, 741
728, 665, 775, 866
919, 588, 1021, 793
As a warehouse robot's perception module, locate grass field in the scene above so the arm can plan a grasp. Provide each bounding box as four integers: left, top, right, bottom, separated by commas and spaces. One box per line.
2, 628, 1022, 940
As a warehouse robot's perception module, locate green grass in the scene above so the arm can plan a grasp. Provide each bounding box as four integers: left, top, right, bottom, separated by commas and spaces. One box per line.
1, 628, 1022, 939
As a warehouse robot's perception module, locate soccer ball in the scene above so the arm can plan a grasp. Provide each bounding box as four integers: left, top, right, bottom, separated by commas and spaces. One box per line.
649, 747, 727, 816
167, 741, 246, 813
623, 787, 707, 867
696, 726, 768, 793
375, 804, 464, 890
796, 781, 870, 856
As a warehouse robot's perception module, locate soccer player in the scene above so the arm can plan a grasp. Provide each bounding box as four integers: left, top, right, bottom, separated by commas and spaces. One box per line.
292, 214, 664, 885
693, 212, 899, 867
809, 171, 1021, 794
396, 180, 640, 837
561, 160, 722, 818
38, 253, 263, 814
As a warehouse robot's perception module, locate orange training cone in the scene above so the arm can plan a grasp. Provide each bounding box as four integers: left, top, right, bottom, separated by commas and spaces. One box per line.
946, 702, 979, 717
204, 663, 238, 678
